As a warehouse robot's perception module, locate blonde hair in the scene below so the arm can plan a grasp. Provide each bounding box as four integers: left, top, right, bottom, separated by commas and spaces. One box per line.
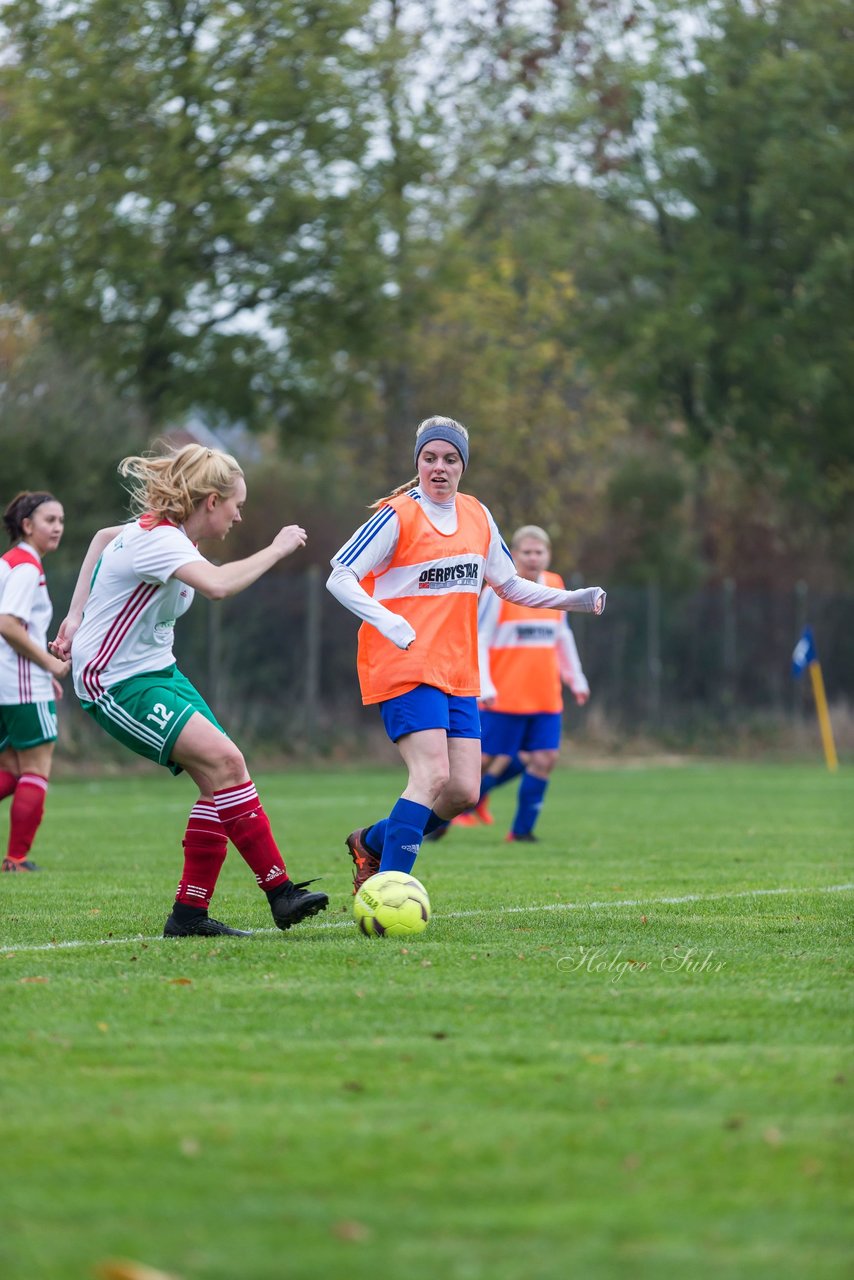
119, 444, 244, 524
369, 417, 470, 509
511, 524, 551, 549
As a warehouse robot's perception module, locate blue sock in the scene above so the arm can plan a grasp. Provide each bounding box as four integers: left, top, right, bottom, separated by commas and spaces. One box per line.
512, 772, 548, 836
364, 820, 386, 855
424, 809, 450, 839
480, 755, 525, 801
380, 798, 431, 873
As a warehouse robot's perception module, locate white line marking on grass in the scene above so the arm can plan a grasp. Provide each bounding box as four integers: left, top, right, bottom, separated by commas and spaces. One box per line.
1, 883, 851, 955
452, 881, 854, 919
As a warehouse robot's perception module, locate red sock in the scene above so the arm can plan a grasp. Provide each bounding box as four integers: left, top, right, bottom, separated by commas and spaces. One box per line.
0, 770, 18, 802
212, 780, 288, 890
8, 773, 48, 860
175, 801, 228, 909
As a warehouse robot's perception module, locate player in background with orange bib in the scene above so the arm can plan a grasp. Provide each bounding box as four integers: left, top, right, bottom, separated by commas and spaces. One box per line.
326, 417, 606, 893
473, 524, 591, 843
0, 492, 70, 872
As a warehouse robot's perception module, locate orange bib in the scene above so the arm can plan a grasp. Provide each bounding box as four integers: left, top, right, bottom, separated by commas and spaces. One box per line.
488, 571, 565, 714
356, 493, 491, 705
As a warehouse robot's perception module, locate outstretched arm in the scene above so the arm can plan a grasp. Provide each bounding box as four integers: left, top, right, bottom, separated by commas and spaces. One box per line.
174, 525, 307, 600
492, 575, 606, 615
480, 503, 606, 615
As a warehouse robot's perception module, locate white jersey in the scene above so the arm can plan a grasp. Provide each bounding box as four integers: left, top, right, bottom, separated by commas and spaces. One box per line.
72, 520, 204, 702
0, 543, 53, 704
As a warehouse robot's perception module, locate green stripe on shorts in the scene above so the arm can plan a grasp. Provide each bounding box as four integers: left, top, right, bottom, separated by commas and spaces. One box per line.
0, 701, 58, 751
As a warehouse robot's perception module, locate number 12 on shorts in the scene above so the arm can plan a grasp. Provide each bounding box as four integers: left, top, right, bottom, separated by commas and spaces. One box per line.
147, 702, 175, 731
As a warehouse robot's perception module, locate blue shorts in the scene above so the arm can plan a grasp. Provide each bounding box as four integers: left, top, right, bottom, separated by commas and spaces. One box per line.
480, 710, 562, 757
380, 685, 481, 743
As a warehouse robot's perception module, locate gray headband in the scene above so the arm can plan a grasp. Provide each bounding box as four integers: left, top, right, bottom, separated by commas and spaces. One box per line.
414, 424, 469, 471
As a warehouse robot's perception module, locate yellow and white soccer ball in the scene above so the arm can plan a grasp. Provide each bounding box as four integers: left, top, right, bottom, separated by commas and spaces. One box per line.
353, 870, 431, 938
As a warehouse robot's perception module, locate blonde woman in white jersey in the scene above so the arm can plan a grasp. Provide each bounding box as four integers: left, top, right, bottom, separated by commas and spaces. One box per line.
0, 491, 70, 872
53, 444, 328, 938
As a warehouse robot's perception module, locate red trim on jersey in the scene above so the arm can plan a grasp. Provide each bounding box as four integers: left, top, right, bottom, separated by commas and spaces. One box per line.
1, 554, 45, 700
139, 515, 197, 548
81, 581, 159, 699
1, 546, 42, 572
18, 649, 32, 701
139, 514, 178, 531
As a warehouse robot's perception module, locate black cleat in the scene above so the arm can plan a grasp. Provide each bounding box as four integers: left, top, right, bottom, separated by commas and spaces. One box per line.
505, 832, 539, 843
2, 857, 41, 872
163, 912, 252, 938
270, 878, 329, 930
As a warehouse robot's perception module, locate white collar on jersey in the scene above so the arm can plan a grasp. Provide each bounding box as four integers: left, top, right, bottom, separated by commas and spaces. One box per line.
414, 485, 457, 515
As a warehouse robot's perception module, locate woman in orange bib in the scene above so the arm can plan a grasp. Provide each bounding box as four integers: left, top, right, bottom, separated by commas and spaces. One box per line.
473, 524, 592, 842
327, 417, 607, 893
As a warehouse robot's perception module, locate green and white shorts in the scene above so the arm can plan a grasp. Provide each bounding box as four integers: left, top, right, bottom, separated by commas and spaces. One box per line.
0, 701, 58, 752
81, 665, 226, 775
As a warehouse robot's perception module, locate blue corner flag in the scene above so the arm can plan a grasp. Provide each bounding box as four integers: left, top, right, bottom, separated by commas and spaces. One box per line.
791, 626, 817, 679
791, 625, 838, 771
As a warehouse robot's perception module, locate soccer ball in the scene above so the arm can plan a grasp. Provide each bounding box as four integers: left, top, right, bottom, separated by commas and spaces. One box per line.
353, 871, 431, 938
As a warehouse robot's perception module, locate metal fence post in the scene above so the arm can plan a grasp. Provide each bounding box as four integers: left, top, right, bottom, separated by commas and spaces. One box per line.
722, 577, 736, 713
647, 581, 661, 726
206, 595, 222, 711
304, 565, 322, 750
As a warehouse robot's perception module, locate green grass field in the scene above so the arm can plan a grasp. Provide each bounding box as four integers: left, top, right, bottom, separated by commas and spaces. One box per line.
1, 762, 851, 1280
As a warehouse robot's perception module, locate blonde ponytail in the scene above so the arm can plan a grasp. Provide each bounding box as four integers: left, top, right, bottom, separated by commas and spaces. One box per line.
368, 475, 419, 511
119, 444, 243, 524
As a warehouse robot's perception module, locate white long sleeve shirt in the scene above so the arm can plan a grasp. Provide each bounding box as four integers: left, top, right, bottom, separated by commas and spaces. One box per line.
476, 582, 590, 703
327, 487, 605, 653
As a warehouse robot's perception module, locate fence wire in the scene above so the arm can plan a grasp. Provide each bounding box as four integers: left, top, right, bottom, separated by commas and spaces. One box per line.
47, 569, 853, 759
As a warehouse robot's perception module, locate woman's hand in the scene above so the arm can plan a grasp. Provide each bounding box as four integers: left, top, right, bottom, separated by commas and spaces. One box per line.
271, 525, 308, 559
50, 615, 80, 660
387, 617, 417, 651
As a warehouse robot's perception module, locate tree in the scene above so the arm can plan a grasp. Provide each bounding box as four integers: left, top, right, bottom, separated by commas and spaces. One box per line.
570, 0, 854, 540
391, 196, 630, 568
0, 0, 380, 429
0, 320, 149, 564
